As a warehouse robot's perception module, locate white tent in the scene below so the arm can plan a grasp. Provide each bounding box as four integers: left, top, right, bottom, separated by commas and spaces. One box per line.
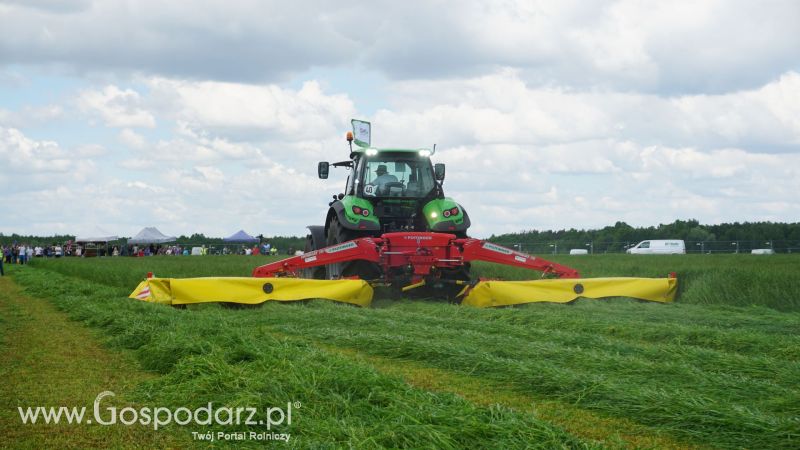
75, 235, 119, 243
128, 227, 177, 244
75, 226, 119, 243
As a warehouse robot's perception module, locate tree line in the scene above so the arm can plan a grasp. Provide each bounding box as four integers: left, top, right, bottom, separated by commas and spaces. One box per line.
4, 220, 800, 254
486, 220, 800, 254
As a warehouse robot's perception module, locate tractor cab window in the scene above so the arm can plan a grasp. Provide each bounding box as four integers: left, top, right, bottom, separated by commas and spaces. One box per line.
362, 157, 435, 198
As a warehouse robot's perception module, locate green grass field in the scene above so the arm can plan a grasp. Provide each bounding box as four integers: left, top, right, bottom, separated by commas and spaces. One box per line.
3, 254, 799, 449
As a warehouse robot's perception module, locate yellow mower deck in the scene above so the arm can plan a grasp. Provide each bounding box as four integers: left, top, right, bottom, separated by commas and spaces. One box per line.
460, 277, 677, 307
129, 277, 374, 307
129, 276, 676, 308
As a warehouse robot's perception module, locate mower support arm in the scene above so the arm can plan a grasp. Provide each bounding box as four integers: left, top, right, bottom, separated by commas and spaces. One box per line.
457, 239, 580, 279
253, 238, 381, 277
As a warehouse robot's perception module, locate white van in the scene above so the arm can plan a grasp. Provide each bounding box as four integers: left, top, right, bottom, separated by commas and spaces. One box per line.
626, 240, 685, 254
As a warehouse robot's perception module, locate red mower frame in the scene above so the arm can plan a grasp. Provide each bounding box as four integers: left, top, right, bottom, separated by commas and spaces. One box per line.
253, 232, 580, 286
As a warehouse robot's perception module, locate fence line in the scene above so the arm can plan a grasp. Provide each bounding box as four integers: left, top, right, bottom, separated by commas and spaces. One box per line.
489, 240, 800, 254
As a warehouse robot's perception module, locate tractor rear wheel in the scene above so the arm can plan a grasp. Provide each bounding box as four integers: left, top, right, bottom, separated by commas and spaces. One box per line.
325, 215, 380, 280
302, 234, 326, 279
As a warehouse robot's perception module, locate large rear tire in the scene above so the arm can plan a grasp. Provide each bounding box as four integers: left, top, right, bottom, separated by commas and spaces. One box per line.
325, 216, 380, 280
302, 234, 326, 279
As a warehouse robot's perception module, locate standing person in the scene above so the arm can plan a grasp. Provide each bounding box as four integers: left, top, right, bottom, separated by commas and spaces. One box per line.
26, 246, 33, 263
0, 247, 4, 275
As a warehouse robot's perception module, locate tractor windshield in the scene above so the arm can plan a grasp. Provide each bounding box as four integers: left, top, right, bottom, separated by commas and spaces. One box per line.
361, 157, 435, 198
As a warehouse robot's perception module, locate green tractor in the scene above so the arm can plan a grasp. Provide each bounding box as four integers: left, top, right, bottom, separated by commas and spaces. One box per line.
306, 120, 471, 280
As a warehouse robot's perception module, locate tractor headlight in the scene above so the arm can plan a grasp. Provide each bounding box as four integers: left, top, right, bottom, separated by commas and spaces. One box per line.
430, 212, 438, 219
366, 149, 378, 156
352, 206, 370, 217
418, 150, 431, 157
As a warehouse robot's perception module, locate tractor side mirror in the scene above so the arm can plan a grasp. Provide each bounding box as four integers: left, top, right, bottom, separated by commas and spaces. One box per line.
318, 161, 329, 179
434, 163, 446, 181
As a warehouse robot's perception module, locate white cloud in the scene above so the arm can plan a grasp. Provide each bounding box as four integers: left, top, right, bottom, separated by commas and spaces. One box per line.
0, 0, 356, 82
0, 127, 93, 197
119, 128, 146, 149
0, 1, 796, 94
3, 2, 800, 237
147, 78, 355, 141
0, 104, 64, 127
78, 85, 156, 128
378, 69, 800, 152
118, 159, 155, 171
74, 144, 107, 158
0, 126, 71, 173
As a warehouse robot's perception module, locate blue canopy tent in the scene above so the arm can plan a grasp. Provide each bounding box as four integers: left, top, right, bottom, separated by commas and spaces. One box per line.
223, 230, 259, 243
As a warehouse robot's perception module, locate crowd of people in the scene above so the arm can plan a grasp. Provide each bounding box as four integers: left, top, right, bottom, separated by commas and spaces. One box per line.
2, 243, 69, 276
221, 243, 281, 256
125, 244, 187, 256
123, 243, 282, 257
3, 244, 67, 263
0, 241, 284, 276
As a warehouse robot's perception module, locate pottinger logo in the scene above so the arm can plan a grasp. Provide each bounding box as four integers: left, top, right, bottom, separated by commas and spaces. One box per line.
404, 235, 434, 245
482, 243, 513, 255
325, 242, 358, 254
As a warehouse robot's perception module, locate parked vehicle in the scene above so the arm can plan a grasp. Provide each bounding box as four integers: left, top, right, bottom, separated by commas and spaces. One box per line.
626, 240, 685, 254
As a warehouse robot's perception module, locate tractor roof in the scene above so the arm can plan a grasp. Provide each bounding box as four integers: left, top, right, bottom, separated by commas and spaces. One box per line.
352, 147, 433, 155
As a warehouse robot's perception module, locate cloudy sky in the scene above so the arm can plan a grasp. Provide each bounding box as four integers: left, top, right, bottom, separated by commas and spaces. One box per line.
1, 0, 799, 238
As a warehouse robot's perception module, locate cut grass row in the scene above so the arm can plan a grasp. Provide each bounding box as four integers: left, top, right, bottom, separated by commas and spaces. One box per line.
16, 254, 800, 448
326, 346, 695, 449
8, 266, 597, 449
0, 275, 188, 448
231, 300, 800, 449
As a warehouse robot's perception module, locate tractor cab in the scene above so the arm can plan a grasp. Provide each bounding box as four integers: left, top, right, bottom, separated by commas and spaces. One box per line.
359, 153, 438, 199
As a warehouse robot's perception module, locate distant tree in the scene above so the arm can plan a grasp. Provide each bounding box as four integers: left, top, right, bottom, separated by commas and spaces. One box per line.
687, 226, 715, 242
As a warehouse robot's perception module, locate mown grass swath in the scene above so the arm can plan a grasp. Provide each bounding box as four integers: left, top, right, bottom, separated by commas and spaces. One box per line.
11, 266, 596, 449
17, 254, 800, 448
